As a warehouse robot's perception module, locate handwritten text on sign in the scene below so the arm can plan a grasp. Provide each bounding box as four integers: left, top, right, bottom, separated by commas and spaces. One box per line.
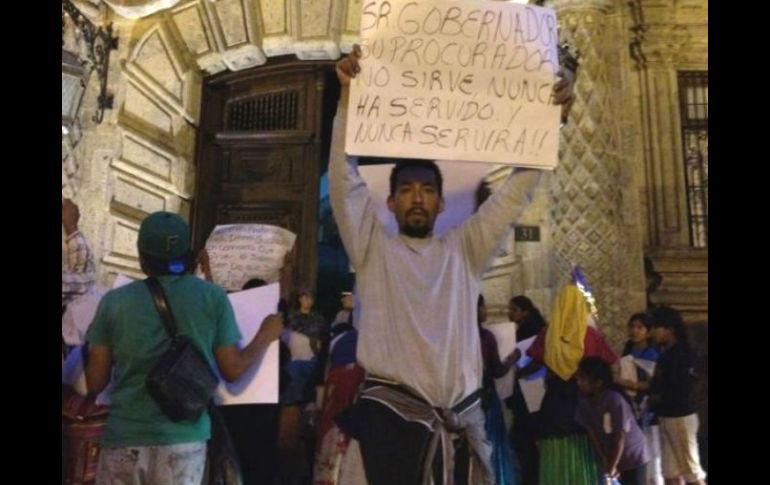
346, 0, 561, 168
203, 224, 296, 292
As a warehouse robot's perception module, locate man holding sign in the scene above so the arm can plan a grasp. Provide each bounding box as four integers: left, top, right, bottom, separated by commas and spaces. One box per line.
346, 0, 573, 168
329, 18, 574, 483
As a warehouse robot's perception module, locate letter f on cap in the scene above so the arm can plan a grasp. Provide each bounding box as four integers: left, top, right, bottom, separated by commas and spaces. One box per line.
166, 235, 179, 252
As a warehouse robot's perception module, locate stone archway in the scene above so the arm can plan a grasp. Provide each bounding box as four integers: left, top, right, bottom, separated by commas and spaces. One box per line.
65, 0, 364, 286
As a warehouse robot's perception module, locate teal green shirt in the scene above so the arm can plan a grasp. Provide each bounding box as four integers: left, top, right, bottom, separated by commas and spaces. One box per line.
86, 275, 241, 448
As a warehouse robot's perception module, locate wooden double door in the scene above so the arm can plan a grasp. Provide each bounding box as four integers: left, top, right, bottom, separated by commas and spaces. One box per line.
193, 57, 339, 294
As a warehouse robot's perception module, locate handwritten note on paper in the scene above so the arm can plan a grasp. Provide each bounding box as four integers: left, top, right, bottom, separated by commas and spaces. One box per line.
215, 283, 281, 405
347, 0, 561, 168
202, 224, 297, 292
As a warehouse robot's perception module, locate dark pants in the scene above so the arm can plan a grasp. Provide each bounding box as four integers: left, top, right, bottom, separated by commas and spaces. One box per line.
352, 399, 470, 485
620, 464, 648, 485
219, 404, 280, 485
508, 386, 539, 485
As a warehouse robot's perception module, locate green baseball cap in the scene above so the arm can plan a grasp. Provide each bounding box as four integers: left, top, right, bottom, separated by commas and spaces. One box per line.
137, 211, 191, 259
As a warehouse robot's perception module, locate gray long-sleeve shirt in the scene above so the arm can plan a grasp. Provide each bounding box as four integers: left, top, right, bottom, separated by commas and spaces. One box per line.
329, 100, 541, 407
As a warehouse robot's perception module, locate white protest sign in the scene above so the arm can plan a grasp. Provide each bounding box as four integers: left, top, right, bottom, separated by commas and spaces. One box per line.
112, 273, 136, 289
62, 288, 105, 346
60, 274, 136, 346
215, 283, 281, 405
519, 366, 546, 412
483, 321, 517, 399
515, 334, 546, 412
620, 355, 657, 399
515, 334, 536, 368
359, 160, 492, 236
202, 224, 296, 292
347, 0, 561, 168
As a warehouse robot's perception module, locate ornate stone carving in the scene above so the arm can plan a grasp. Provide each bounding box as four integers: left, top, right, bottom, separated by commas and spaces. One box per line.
548, 4, 637, 348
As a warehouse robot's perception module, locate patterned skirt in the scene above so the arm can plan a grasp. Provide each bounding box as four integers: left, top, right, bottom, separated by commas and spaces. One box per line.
538, 434, 600, 485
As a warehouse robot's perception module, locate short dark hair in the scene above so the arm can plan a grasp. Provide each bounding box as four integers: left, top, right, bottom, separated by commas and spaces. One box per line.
385, 158, 444, 197
577, 356, 635, 407
577, 356, 613, 388
510, 295, 546, 327
648, 306, 690, 349
242, 278, 268, 290
627, 312, 650, 330
648, 306, 684, 329
293, 287, 315, 309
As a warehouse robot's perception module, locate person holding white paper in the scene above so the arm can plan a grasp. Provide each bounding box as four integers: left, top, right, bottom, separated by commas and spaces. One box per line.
277, 289, 328, 485
644, 307, 706, 485
618, 312, 663, 485
329, 46, 575, 485
525, 285, 618, 485
84, 211, 283, 485
61, 198, 97, 485
618, 313, 660, 408
506, 295, 547, 485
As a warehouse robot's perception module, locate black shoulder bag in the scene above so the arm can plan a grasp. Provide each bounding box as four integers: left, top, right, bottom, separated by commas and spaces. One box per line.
145, 277, 218, 422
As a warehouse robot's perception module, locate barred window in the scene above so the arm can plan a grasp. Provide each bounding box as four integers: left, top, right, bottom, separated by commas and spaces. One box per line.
225, 90, 299, 131
678, 71, 708, 248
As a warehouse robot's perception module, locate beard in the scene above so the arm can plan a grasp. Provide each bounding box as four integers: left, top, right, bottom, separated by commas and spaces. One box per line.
400, 221, 432, 238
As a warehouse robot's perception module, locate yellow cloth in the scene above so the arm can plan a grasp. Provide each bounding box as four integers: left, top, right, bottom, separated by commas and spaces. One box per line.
544, 285, 588, 381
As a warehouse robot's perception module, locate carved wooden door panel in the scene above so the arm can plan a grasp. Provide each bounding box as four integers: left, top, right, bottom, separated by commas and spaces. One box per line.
193, 59, 334, 293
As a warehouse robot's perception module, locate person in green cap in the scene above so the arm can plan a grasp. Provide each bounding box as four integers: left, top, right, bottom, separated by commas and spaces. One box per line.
85, 211, 284, 484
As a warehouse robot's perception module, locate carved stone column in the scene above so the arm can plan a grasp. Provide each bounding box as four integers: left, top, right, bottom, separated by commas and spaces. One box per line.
547, 0, 644, 347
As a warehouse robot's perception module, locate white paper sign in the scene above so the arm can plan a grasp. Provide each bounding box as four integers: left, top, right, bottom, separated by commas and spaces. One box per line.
202, 224, 297, 292
619, 354, 637, 379
62, 288, 105, 346
635, 358, 657, 377
347, 0, 561, 168
483, 321, 518, 399
515, 335, 536, 368
112, 273, 136, 289
514, 335, 546, 412
62, 274, 138, 346
620, 355, 657, 398
518, 367, 546, 413
215, 283, 281, 405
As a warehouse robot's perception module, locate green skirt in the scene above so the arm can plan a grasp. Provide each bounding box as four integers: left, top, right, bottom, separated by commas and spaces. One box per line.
538, 434, 600, 485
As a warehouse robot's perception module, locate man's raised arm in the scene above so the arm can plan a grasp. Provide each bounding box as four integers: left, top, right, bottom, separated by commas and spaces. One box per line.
328, 46, 380, 268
